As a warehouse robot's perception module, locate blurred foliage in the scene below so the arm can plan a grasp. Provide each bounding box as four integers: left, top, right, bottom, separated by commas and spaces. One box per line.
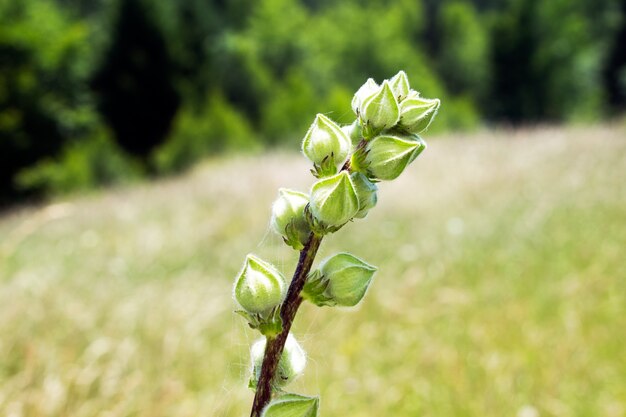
1, 0, 625, 202
0, 0, 98, 202
91, 0, 180, 158
489, 0, 621, 122
436, 1, 489, 101
153, 93, 258, 174
15, 126, 142, 196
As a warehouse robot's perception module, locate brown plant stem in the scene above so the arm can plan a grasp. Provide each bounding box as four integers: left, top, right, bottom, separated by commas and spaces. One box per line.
249, 232, 323, 417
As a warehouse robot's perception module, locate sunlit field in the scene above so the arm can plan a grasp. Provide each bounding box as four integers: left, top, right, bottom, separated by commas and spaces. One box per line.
1, 124, 625, 417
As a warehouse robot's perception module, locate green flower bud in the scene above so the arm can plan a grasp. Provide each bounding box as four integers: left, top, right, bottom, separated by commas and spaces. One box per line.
389, 70, 410, 102
320, 253, 377, 307
360, 80, 400, 134
398, 96, 440, 133
351, 78, 379, 115
310, 171, 359, 227
271, 188, 311, 249
234, 255, 286, 314
350, 172, 377, 219
261, 394, 319, 417
341, 120, 362, 146
365, 134, 426, 180
250, 333, 306, 388
302, 114, 351, 167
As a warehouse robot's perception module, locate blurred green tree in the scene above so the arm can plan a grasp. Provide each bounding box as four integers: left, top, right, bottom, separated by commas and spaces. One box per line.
604, 0, 626, 112
490, 0, 619, 122
436, 1, 489, 101
91, 0, 180, 158
0, 0, 96, 202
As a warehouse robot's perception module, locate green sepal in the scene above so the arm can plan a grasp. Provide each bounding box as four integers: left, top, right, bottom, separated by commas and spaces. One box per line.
258, 306, 283, 338
261, 393, 319, 417
283, 219, 305, 251
235, 306, 283, 338
347, 137, 368, 172
304, 204, 345, 236
301, 270, 336, 307
311, 153, 339, 178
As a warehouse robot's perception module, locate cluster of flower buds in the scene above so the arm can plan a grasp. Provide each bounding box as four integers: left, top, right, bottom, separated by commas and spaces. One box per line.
350, 71, 438, 181
234, 71, 439, 417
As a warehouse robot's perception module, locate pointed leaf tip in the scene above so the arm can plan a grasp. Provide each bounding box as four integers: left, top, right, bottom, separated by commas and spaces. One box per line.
261, 394, 319, 417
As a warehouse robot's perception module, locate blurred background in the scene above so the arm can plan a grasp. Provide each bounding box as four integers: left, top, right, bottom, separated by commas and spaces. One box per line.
1, 0, 625, 203
1, 0, 626, 416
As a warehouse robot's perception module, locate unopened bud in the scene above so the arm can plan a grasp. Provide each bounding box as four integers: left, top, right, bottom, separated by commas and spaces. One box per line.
302, 114, 351, 167
310, 171, 359, 227
250, 333, 306, 388
320, 253, 377, 307
350, 172, 377, 218
389, 70, 410, 102
398, 96, 440, 133
365, 134, 426, 180
234, 255, 286, 314
360, 80, 400, 134
341, 120, 362, 146
261, 394, 319, 417
271, 189, 310, 249
351, 78, 379, 115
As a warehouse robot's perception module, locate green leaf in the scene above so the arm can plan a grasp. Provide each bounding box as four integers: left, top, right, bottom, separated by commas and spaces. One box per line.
261, 394, 319, 417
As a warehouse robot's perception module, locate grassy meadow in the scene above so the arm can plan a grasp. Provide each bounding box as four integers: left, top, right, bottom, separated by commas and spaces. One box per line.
1, 124, 625, 417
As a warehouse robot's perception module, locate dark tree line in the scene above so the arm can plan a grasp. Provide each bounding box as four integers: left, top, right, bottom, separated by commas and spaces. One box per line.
1, 0, 625, 203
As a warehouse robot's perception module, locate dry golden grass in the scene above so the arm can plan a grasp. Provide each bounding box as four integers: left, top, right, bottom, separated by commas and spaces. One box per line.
1, 124, 625, 416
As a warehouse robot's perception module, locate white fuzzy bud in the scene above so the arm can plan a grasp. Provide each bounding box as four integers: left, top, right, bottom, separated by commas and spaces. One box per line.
251, 333, 306, 388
